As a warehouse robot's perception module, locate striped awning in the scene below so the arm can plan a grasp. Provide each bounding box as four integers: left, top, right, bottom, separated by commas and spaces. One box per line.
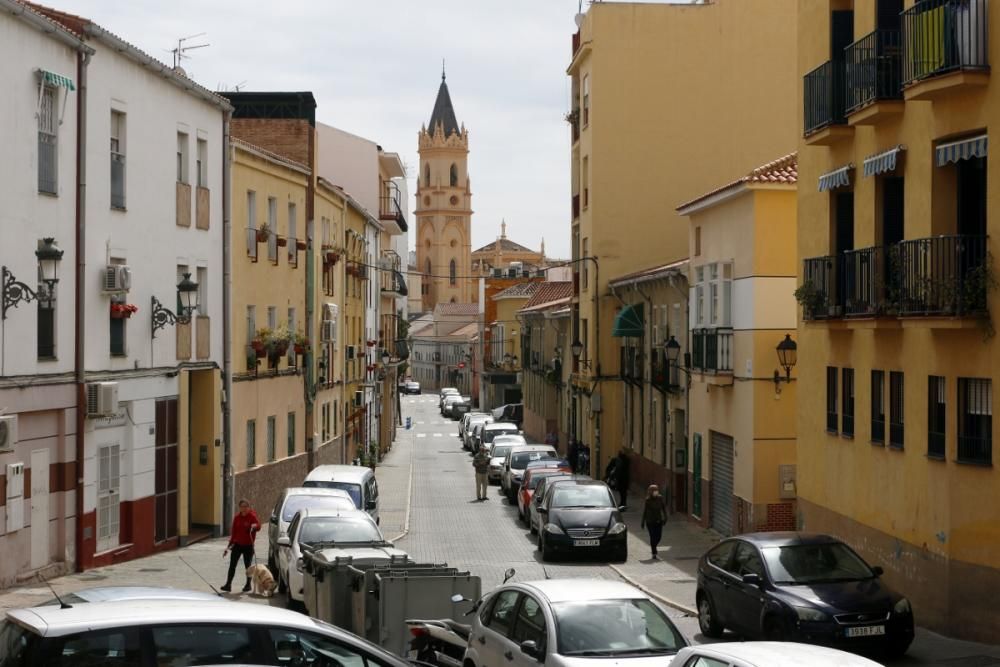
936, 134, 987, 167
612, 303, 644, 338
37, 69, 75, 91
863, 145, 906, 178
818, 164, 854, 192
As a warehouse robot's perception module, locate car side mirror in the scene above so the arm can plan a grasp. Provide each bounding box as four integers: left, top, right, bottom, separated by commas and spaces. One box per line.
872, 565, 884, 577
366, 500, 377, 510
277, 536, 291, 547
519, 640, 541, 660
741, 573, 761, 586
618, 506, 627, 513
269, 515, 278, 525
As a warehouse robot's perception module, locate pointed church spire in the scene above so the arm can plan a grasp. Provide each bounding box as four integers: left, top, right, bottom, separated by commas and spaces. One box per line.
428, 66, 460, 137
501, 219, 507, 239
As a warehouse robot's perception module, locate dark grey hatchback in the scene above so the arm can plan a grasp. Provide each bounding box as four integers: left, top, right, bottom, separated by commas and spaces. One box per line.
696, 532, 914, 658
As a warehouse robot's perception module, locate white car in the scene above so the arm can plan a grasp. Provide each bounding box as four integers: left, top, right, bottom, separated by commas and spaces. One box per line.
2, 597, 412, 666
439, 388, 459, 409
37, 586, 220, 606
405, 380, 421, 394
463, 579, 686, 667
669, 642, 886, 667
266, 487, 355, 573
442, 394, 465, 416
487, 443, 519, 484
465, 415, 493, 450
501, 444, 557, 499
277, 507, 406, 605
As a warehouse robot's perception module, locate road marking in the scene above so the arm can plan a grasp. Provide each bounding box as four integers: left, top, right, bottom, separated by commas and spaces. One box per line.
432, 433, 443, 437
416, 433, 427, 438
416, 421, 425, 425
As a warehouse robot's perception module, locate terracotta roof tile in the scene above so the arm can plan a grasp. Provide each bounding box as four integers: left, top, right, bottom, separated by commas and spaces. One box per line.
473, 238, 537, 254
677, 152, 797, 212
435, 302, 479, 316
493, 282, 543, 300
520, 282, 573, 310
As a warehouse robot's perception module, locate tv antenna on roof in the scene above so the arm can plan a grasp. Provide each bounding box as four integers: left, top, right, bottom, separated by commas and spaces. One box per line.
170, 32, 210, 70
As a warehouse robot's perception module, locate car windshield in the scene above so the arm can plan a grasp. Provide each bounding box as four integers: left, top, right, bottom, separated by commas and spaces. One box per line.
491, 445, 514, 459
281, 495, 354, 522
300, 481, 362, 508
483, 429, 517, 444
552, 598, 684, 656
511, 451, 555, 469
298, 517, 382, 546
527, 471, 561, 490
551, 485, 613, 508
763, 543, 875, 584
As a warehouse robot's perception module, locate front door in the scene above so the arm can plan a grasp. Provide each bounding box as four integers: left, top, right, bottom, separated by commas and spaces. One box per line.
692, 434, 702, 517
479, 589, 521, 667
29, 449, 49, 569
96, 444, 121, 553
709, 432, 735, 536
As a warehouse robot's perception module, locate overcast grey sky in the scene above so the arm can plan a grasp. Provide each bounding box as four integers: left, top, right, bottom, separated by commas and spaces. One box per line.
53, 0, 594, 257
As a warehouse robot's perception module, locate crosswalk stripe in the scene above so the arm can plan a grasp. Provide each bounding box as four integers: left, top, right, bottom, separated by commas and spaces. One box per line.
416, 433, 427, 438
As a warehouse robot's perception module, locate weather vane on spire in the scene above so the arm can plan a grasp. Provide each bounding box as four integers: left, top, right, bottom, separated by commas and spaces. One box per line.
442, 58, 446, 82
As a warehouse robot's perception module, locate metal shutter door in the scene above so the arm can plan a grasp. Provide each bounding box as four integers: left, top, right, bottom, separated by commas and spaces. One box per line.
710, 432, 734, 536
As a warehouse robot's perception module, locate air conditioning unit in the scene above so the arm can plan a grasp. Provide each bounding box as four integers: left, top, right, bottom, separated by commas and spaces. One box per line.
102, 265, 131, 293
86, 382, 119, 417
321, 320, 336, 343
0, 416, 17, 451
379, 257, 393, 270
324, 303, 339, 320
353, 390, 364, 407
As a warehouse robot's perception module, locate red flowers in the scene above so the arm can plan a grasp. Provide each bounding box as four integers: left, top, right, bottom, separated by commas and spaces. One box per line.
110, 302, 139, 318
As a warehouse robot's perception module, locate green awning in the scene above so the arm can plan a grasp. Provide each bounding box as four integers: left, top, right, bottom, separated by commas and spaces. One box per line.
38, 69, 75, 91
612, 303, 644, 338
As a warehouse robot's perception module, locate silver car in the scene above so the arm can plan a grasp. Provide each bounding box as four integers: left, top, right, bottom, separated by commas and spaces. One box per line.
462, 579, 686, 667
267, 487, 355, 572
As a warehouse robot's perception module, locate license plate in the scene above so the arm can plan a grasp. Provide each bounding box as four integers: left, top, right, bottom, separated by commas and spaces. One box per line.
573, 539, 600, 547
845, 625, 886, 638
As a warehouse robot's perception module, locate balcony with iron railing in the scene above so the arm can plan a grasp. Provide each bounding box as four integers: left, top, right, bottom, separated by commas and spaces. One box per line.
619, 347, 643, 385
691, 328, 733, 374
845, 29, 903, 121
379, 182, 407, 234
804, 60, 850, 143
802, 235, 989, 322
902, 0, 989, 99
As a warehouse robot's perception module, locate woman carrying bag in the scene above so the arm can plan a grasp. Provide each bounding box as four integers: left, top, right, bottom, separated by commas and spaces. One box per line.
640, 484, 668, 560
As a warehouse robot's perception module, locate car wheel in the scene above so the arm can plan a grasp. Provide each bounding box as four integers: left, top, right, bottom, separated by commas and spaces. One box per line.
697, 591, 725, 638
763, 615, 792, 641
883, 638, 912, 660
614, 546, 627, 563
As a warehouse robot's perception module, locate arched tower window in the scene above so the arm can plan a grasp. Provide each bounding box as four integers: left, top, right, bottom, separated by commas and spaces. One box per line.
424, 164, 430, 187
425, 258, 431, 275
449, 259, 457, 285
450, 163, 458, 187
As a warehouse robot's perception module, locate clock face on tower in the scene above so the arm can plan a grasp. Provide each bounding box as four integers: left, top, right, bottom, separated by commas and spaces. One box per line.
450, 195, 459, 205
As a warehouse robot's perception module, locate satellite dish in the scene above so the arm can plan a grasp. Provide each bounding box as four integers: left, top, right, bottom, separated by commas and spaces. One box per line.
574, 13, 585, 28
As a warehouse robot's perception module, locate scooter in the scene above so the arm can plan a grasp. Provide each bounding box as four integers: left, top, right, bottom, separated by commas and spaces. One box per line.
406, 568, 516, 667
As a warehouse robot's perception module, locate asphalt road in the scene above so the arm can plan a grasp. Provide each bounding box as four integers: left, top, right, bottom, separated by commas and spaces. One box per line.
393, 393, 704, 643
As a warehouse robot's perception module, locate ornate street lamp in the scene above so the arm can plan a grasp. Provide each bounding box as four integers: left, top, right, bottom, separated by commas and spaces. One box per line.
570, 339, 591, 369
663, 335, 691, 392
2, 238, 64, 319
151, 273, 200, 338
773, 334, 797, 393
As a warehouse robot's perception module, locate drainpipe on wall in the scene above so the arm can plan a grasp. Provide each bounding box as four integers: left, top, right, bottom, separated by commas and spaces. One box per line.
667, 273, 691, 512
74, 49, 90, 571
221, 110, 233, 533
632, 284, 654, 463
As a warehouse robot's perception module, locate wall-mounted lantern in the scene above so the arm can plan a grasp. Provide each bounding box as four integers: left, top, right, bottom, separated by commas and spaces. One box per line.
151, 272, 199, 338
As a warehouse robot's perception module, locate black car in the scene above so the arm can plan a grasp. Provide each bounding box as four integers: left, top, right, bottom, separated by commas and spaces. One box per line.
696, 532, 914, 657
536, 480, 626, 562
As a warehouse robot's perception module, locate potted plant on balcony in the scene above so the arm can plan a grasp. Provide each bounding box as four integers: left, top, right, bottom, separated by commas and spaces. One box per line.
793, 281, 827, 319
276, 235, 288, 248
256, 223, 270, 242
252, 327, 272, 358
269, 325, 291, 357
296, 239, 307, 251
110, 301, 139, 319
293, 331, 309, 355
564, 109, 579, 125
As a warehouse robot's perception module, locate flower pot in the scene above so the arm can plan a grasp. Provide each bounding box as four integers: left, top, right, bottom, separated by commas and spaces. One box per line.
277, 237, 288, 248
256, 230, 269, 242
326, 252, 339, 263
296, 240, 307, 251
273, 341, 290, 356
294, 344, 305, 355
110, 310, 131, 320
251, 340, 267, 358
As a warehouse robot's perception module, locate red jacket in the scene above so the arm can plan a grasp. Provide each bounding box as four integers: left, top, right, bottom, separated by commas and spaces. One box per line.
229, 510, 261, 547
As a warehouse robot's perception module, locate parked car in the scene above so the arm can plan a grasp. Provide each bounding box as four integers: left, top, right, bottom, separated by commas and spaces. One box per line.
451, 399, 472, 420
405, 380, 421, 395
536, 479, 627, 562
528, 475, 584, 534
2, 597, 413, 667
438, 388, 459, 410
487, 443, 519, 484
491, 403, 523, 427
670, 642, 886, 667
462, 579, 685, 667
501, 445, 558, 500
464, 414, 492, 450
266, 487, 355, 574
480, 422, 521, 451
696, 532, 914, 657
442, 394, 465, 417
459, 412, 488, 443
490, 433, 527, 451
277, 507, 407, 605
517, 467, 572, 524
302, 465, 380, 524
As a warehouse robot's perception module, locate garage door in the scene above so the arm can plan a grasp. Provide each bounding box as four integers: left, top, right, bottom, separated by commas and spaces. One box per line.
710, 432, 734, 536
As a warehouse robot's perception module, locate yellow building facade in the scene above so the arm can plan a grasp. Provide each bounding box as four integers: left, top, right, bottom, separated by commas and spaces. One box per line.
797, 0, 998, 641
230, 139, 309, 517
678, 154, 798, 536
518, 283, 573, 446
342, 199, 371, 463
567, 0, 799, 479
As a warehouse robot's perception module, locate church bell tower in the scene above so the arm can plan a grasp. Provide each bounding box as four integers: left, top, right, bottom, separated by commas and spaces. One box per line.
415, 69, 473, 310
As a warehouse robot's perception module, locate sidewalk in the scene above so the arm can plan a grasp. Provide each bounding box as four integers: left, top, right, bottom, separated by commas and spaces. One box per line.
0, 431, 416, 614
611, 491, 719, 615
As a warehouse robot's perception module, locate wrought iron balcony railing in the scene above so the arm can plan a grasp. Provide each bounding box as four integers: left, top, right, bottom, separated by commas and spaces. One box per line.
846, 29, 903, 113
804, 60, 847, 134
902, 0, 989, 86
691, 328, 733, 373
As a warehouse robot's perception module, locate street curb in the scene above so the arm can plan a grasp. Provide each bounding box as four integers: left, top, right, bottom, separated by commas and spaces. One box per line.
389, 428, 414, 544
608, 563, 698, 617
